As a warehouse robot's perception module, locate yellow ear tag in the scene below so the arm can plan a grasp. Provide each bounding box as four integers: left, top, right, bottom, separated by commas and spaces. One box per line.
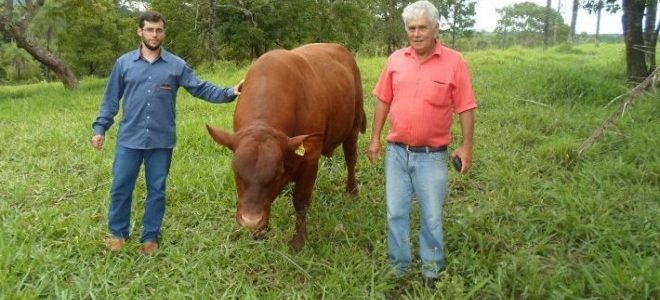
295, 144, 306, 156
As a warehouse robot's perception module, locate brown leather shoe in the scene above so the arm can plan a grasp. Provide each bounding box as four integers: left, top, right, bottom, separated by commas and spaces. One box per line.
107, 237, 123, 252
143, 240, 159, 255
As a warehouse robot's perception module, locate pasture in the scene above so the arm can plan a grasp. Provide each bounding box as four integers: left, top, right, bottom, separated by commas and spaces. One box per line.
0, 43, 658, 299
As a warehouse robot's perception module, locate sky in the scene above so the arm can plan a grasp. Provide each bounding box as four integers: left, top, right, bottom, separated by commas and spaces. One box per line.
473, 0, 623, 34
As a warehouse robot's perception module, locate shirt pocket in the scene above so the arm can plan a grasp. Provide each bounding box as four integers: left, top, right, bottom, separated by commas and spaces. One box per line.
158, 79, 175, 94
424, 80, 452, 108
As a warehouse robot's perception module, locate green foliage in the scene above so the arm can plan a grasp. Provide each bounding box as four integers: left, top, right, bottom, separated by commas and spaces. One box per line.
150, 0, 374, 62
441, 0, 477, 47
495, 1, 570, 47
362, 0, 407, 56
148, 0, 213, 64
0, 43, 41, 83
54, 0, 136, 76
1, 0, 611, 83
583, 0, 621, 14
316, 1, 373, 52
1, 43, 658, 298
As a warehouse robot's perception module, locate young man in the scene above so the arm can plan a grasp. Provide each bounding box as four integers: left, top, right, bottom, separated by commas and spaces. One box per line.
367, 0, 477, 287
91, 11, 243, 254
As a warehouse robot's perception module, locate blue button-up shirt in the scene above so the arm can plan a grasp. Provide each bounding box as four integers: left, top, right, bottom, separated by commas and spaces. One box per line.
92, 47, 236, 149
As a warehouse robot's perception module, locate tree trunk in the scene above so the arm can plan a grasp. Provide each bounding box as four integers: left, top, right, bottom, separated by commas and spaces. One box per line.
595, 0, 602, 47
569, 0, 579, 43
622, 0, 649, 83
544, 0, 552, 49
40, 25, 54, 81
1, 0, 79, 89
644, 0, 657, 71
4, 22, 79, 89
209, 0, 217, 64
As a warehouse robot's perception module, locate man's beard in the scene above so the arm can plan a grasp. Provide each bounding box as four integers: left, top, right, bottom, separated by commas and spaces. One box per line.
142, 37, 161, 51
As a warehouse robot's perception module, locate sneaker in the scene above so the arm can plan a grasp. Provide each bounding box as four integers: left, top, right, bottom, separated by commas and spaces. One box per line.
107, 237, 124, 252
143, 240, 159, 255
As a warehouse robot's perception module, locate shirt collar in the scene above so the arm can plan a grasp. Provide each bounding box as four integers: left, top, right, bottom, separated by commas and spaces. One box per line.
132, 45, 171, 63
404, 40, 443, 59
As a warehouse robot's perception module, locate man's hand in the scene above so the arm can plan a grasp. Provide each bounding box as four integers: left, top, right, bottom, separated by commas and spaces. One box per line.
367, 138, 382, 164
450, 145, 472, 173
233, 79, 244, 96
92, 135, 105, 150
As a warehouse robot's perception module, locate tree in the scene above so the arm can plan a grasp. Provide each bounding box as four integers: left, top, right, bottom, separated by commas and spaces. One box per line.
313, 0, 372, 52
0, 0, 79, 88
1, 41, 40, 82
53, 0, 134, 77
150, 0, 212, 64
622, 0, 653, 82
442, 0, 476, 48
583, 0, 658, 83
495, 1, 569, 47
151, 0, 371, 62
368, 0, 406, 55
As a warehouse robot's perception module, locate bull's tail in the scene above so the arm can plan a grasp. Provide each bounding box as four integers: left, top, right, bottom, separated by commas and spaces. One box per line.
360, 106, 367, 133
354, 63, 367, 134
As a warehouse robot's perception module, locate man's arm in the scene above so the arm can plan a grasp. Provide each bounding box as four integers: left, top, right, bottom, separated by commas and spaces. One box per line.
367, 99, 391, 163
91, 61, 124, 150
180, 64, 238, 103
451, 108, 475, 173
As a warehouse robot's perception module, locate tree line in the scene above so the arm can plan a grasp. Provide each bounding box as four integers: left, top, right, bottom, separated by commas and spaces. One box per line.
0, 0, 657, 88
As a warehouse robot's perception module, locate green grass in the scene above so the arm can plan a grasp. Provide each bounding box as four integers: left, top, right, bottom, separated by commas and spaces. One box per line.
1, 43, 658, 299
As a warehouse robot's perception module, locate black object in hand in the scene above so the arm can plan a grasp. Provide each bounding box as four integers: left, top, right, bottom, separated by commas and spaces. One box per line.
451, 156, 462, 172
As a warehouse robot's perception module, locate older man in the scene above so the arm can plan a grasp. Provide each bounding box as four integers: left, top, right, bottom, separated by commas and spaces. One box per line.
367, 0, 477, 287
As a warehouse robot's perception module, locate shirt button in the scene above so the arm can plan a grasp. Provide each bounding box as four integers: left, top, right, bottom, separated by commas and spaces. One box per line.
147, 116, 150, 119
147, 103, 150, 106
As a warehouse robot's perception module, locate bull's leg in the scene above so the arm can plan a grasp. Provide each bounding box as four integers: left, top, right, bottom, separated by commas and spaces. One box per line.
290, 162, 319, 251
342, 132, 360, 195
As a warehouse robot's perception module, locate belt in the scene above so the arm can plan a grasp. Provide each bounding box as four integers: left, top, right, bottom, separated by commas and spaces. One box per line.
394, 143, 447, 153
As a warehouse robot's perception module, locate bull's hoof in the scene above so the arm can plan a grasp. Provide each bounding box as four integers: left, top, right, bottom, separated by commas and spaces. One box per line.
346, 185, 359, 195
289, 237, 305, 252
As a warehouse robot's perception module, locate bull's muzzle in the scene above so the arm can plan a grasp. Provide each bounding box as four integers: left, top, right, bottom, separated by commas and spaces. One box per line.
237, 213, 264, 229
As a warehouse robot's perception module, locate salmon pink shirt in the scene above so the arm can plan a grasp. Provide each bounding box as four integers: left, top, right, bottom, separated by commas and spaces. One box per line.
373, 41, 477, 147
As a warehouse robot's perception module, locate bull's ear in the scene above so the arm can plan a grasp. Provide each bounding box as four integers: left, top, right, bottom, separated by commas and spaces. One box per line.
288, 133, 323, 158
206, 124, 235, 150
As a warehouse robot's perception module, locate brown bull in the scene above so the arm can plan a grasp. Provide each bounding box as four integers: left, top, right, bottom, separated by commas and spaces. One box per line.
206, 43, 366, 250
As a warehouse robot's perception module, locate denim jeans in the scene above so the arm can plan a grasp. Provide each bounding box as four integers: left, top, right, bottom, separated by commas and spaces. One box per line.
108, 145, 172, 242
385, 143, 448, 279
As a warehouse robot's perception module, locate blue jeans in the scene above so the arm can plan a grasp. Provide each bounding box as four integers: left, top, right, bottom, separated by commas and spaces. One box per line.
385, 143, 448, 279
108, 145, 172, 242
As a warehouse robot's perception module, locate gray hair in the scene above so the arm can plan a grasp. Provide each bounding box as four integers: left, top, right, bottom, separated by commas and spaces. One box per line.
401, 1, 440, 29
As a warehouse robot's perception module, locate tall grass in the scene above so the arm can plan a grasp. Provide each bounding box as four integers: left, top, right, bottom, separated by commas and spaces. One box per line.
0, 43, 657, 299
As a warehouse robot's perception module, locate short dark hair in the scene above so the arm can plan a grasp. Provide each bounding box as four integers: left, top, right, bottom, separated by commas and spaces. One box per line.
139, 11, 166, 28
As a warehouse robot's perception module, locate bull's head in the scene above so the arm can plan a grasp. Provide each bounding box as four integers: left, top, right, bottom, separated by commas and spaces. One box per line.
206, 124, 322, 231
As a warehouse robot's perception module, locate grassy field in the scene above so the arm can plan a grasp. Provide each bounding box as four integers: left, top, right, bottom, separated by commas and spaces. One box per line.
1, 43, 658, 299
